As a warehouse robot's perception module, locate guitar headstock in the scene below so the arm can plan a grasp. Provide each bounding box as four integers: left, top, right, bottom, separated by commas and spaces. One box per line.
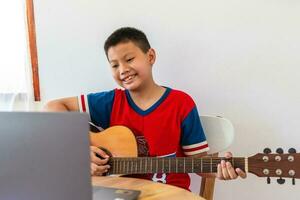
248, 148, 299, 185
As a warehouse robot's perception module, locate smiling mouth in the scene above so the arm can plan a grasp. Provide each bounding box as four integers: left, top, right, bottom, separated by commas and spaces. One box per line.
122, 74, 136, 83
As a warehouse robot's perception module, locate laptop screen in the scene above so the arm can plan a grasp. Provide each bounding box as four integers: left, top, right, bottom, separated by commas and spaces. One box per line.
0, 112, 91, 200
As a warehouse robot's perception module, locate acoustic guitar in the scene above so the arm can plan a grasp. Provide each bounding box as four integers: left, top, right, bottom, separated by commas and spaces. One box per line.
90, 126, 299, 185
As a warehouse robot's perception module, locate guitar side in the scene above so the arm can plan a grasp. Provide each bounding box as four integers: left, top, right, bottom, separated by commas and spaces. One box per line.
89, 125, 138, 157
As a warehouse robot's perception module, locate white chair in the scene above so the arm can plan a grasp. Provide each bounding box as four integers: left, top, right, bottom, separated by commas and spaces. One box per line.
190, 115, 235, 200
200, 115, 234, 155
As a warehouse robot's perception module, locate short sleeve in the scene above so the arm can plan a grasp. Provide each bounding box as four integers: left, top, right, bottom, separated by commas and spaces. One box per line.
181, 107, 209, 156
78, 90, 115, 130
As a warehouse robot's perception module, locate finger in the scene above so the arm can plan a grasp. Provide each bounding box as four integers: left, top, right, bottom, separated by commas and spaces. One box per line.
226, 162, 238, 179
96, 165, 110, 176
90, 146, 110, 165
91, 163, 98, 175
90, 150, 103, 164
224, 152, 233, 158
236, 168, 247, 179
221, 160, 230, 180
216, 164, 223, 180
91, 146, 109, 158
91, 154, 109, 166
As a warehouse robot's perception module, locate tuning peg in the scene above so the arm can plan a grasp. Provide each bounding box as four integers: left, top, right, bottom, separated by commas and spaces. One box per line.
264, 148, 272, 154
277, 178, 285, 184
292, 178, 296, 185
288, 148, 296, 154
276, 148, 284, 154
267, 177, 271, 184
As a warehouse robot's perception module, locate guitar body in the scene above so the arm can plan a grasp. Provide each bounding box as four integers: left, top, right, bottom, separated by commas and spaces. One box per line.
90, 126, 138, 157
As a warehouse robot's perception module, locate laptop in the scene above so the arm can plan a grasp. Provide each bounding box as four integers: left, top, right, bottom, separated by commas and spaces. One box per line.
0, 112, 141, 200
93, 186, 141, 200
0, 112, 92, 200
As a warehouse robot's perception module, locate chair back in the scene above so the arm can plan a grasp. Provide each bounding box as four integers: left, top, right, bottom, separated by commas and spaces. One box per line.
200, 115, 234, 154
190, 115, 235, 200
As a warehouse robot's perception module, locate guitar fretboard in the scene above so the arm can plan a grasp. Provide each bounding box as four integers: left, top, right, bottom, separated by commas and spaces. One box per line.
107, 157, 246, 175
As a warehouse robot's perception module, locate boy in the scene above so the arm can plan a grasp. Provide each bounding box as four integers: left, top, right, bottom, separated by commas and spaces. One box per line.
45, 27, 246, 190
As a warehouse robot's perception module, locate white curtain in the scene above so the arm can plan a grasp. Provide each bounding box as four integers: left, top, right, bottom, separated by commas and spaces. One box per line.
0, 1, 35, 111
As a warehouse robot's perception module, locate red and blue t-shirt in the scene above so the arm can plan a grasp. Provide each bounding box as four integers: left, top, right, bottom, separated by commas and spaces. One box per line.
79, 87, 209, 190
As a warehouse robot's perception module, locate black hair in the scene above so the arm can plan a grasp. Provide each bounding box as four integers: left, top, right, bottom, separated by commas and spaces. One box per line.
104, 27, 151, 57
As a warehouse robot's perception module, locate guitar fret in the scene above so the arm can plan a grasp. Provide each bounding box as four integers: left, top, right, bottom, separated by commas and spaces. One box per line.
116, 159, 119, 174
156, 158, 158, 172
122, 159, 125, 174
114, 159, 116, 174
128, 159, 130, 173
145, 158, 147, 173
126, 159, 128, 174
127, 159, 129, 174
192, 158, 194, 173
151, 159, 153, 173
117, 159, 119, 174
135, 159, 137, 173
111, 159, 114, 174
162, 158, 164, 173
201, 158, 203, 173
183, 157, 185, 173
210, 157, 212, 173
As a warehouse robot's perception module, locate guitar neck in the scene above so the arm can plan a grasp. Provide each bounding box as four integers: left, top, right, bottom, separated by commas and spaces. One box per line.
107, 157, 247, 175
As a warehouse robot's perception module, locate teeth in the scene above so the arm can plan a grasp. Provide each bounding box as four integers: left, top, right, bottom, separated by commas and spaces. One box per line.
124, 75, 135, 82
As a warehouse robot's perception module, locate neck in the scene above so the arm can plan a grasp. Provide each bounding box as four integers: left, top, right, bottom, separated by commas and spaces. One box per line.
128, 81, 166, 110
129, 81, 161, 99
106, 157, 246, 175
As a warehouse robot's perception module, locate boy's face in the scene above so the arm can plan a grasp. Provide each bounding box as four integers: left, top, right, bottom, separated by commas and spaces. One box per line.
107, 41, 156, 91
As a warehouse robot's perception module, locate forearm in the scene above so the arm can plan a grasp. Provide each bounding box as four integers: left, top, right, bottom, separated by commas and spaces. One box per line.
43, 96, 79, 112
44, 100, 69, 111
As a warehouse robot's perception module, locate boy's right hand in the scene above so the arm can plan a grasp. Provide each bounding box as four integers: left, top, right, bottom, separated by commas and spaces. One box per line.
90, 146, 110, 176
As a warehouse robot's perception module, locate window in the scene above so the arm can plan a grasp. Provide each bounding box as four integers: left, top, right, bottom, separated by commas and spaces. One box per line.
0, 0, 40, 111
0, 1, 28, 93
0, 0, 40, 106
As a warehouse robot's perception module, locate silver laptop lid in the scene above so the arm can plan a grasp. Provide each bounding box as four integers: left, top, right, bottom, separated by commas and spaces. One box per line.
0, 112, 92, 200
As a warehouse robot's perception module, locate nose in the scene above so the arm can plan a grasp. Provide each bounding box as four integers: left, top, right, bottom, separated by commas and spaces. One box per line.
119, 62, 130, 75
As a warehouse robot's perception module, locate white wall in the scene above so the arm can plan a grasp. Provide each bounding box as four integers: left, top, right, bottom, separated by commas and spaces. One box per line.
34, 0, 300, 199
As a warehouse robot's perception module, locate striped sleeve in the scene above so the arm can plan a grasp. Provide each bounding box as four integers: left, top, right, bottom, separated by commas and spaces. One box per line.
78, 90, 115, 130
181, 107, 209, 156
78, 94, 90, 113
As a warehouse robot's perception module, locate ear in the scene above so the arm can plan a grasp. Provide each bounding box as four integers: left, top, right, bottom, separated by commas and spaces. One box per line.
147, 48, 156, 65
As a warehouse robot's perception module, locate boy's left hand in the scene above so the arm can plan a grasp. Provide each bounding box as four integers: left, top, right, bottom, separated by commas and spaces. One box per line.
216, 152, 247, 180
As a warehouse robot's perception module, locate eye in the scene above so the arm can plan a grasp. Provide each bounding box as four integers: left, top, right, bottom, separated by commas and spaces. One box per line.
127, 57, 134, 62
111, 64, 119, 68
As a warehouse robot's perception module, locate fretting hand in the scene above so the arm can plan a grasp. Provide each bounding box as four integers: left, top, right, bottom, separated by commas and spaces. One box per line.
216, 152, 247, 180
